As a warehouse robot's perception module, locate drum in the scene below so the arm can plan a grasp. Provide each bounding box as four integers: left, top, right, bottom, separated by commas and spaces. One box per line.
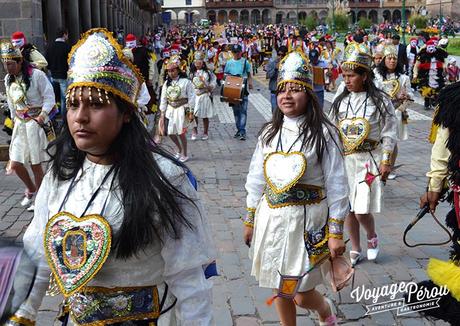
221, 75, 245, 104
313, 66, 325, 86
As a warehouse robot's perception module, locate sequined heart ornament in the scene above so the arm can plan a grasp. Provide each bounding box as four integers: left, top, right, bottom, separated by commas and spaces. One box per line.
382, 79, 400, 99
263, 152, 307, 194
44, 212, 111, 297
338, 118, 370, 153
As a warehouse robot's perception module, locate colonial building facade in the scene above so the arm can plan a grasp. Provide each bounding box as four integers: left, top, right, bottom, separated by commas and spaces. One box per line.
0, 0, 162, 51
426, 0, 460, 20
162, 0, 207, 24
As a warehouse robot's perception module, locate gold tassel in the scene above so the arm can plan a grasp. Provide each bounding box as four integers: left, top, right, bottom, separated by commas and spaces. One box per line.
428, 104, 440, 144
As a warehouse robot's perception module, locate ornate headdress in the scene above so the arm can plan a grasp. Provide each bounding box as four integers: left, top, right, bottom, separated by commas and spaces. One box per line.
342, 42, 372, 70
66, 28, 143, 109
194, 51, 205, 61
382, 44, 397, 58
277, 51, 313, 91
0, 39, 22, 62
166, 54, 182, 70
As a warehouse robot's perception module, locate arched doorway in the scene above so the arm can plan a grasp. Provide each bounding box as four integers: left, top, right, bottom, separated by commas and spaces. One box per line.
383, 10, 391, 23
310, 10, 318, 19
369, 10, 378, 23
251, 9, 261, 25
262, 9, 271, 24
208, 10, 216, 24
392, 9, 401, 23
229, 10, 238, 23
287, 11, 296, 24
217, 10, 227, 24
298, 11, 307, 23
319, 10, 327, 23
178, 10, 187, 23
240, 10, 249, 25
276, 11, 284, 24
350, 11, 356, 24
357, 10, 367, 21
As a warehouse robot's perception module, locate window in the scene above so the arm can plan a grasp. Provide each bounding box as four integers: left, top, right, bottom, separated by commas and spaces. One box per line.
186, 0, 192, 4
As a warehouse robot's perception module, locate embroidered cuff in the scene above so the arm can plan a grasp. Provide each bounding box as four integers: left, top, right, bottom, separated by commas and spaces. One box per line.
328, 217, 344, 239
242, 208, 256, 228
381, 150, 392, 165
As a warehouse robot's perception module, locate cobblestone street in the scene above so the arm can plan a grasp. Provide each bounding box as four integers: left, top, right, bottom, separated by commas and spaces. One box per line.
0, 73, 453, 325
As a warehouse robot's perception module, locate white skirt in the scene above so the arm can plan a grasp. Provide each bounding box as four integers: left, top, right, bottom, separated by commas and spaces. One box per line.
9, 118, 48, 165
165, 104, 188, 135
345, 149, 383, 214
194, 93, 214, 119
249, 196, 328, 290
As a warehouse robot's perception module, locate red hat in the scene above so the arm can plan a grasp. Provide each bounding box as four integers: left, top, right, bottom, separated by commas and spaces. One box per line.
426, 39, 436, 46
125, 34, 136, 42
11, 31, 26, 48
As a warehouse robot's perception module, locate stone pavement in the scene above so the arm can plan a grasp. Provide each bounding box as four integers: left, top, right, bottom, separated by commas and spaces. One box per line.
0, 72, 453, 325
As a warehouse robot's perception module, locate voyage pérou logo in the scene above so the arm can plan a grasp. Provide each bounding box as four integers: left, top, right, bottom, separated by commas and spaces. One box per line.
350, 281, 449, 315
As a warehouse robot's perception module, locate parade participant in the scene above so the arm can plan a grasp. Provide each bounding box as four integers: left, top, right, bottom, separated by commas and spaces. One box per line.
309, 48, 328, 109
413, 38, 448, 110
1, 39, 55, 212
329, 42, 398, 265
248, 37, 261, 75
406, 37, 419, 87
265, 45, 287, 112
412, 81, 460, 324
243, 51, 349, 326
446, 57, 459, 83
224, 44, 253, 141
216, 42, 231, 86
206, 41, 219, 71
159, 54, 195, 162
20, 28, 215, 326
11, 31, 47, 71
190, 51, 216, 141
374, 44, 414, 180
372, 45, 384, 69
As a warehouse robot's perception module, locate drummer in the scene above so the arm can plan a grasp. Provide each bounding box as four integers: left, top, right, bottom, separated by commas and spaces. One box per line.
224, 44, 253, 141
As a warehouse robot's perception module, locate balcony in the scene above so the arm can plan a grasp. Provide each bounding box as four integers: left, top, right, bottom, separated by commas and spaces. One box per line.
205, 0, 273, 9
348, 0, 380, 8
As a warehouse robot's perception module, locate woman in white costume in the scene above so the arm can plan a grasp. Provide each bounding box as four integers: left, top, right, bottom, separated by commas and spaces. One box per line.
374, 44, 414, 179
1, 40, 55, 211
159, 55, 195, 163
243, 51, 349, 326
15, 28, 215, 326
189, 51, 216, 141
329, 42, 398, 266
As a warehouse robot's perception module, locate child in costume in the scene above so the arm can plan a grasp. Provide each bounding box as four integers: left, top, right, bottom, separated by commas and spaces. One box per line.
189, 51, 216, 141
374, 44, 414, 179
243, 51, 349, 326
159, 54, 195, 162
1, 39, 56, 212
446, 57, 459, 84
17, 28, 215, 326
329, 42, 398, 266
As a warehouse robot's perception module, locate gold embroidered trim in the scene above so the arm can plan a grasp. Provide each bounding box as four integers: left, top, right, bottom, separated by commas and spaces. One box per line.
381, 150, 392, 165
247, 207, 256, 213
277, 79, 313, 91
341, 62, 371, 71
329, 233, 344, 240
264, 184, 323, 209
69, 285, 160, 325
383, 79, 401, 99
8, 316, 35, 326
328, 218, 344, 225
338, 117, 371, 153
263, 151, 307, 195
44, 211, 112, 298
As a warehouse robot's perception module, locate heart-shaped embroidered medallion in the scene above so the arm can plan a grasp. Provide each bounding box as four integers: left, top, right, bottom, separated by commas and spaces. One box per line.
44, 212, 112, 297
263, 151, 307, 194
338, 118, 370, 153
382, 79, 400, 99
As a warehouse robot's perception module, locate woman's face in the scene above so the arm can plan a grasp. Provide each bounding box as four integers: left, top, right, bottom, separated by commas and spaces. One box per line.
195, 60, 204, 69
167, 67, 179, 79
277, 82, 309, 118
67, 87, 129, 163
343, 69, 367, 93
3, 59, 22, 75
384, 56, 397, 72
373, 55, 383, 66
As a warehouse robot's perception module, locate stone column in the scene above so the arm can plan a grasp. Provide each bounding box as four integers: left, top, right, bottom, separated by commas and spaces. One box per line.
46, 0, 63, 41
69, 0, 80, 43
107, 0, 113, 30
100, 0, 108, 27
80, 0, 92, 31
91, 0, 101, 27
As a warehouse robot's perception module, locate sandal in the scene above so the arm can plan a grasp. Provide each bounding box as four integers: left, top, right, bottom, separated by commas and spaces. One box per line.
367, 236, 379, 261
319, 297, 338, 326
349, 250, 362, 267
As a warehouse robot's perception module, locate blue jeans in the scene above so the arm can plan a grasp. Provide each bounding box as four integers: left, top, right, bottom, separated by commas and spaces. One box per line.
315, 89, 325, 110
270, 93, 277, 112
232, 96, 248, 136
51, 78, 68, 119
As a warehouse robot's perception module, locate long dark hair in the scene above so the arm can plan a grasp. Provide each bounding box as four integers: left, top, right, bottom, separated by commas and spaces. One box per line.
260, 87, 339, 162
330, 66, 392, 118
376, 56, 404, 79
6, 58, 32, 90
189, 61, 210, 77
47, 96, 194, 259
165, 69, 188, 87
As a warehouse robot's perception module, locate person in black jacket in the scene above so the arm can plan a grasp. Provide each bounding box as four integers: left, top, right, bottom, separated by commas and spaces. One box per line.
45, 27, 71, 119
